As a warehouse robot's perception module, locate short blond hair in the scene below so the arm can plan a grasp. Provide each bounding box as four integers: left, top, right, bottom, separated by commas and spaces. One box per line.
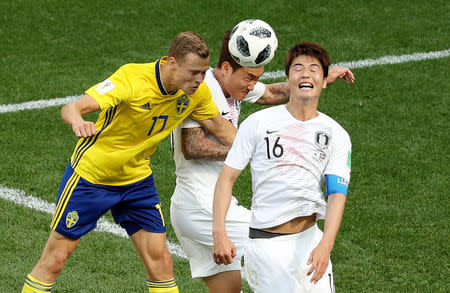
169, 31, 210, 62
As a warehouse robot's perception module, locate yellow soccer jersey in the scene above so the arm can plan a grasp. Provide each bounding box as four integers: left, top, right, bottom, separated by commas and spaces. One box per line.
71, 57, 218, 185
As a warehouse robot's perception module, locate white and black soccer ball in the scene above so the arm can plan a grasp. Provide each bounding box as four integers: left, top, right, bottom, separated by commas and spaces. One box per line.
228, 19, 278, 68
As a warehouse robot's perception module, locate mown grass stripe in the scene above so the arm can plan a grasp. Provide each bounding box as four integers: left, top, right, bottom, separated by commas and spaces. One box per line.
1, 48, 449, 114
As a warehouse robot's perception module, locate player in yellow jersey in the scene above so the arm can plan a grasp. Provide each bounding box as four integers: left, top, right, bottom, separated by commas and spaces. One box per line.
22, 31, 236, 293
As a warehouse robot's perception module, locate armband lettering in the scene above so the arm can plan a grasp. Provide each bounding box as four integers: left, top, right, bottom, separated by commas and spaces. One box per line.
325, 174, 349, 197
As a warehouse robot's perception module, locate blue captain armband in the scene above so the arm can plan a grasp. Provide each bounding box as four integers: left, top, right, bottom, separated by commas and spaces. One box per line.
325, 174, 349, 197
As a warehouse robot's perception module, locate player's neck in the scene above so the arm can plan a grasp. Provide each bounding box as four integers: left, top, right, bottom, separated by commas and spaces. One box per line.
160, 61, 178, 93
212, 68, 231, 98
286, 98, 319, 121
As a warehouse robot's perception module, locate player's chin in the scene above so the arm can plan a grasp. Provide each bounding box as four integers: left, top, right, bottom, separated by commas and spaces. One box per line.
185, 86, 199, 95
234, 92, 247, 101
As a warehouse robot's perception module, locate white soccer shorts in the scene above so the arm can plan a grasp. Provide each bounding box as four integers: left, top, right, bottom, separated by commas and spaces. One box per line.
170, 197, 251, 279
244, 224, 335, 293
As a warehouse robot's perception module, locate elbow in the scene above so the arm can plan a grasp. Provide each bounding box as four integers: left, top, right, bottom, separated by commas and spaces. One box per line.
182, 145, 194, 160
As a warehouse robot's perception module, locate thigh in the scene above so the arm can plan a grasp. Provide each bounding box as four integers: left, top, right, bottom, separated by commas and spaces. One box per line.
170, 201, 249, 279
50, 164, 120, 239
40, 230, 80, 259
298, 227, 334, 292
245, 227, 324, 293
112, 174, 166, 235
171, 198, 250, 248
244, 237, 299, 293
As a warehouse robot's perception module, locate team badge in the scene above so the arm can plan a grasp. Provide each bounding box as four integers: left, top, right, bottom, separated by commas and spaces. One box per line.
66, 211, 79, 228
176, 94, 190, 115
315, 131, 330, 149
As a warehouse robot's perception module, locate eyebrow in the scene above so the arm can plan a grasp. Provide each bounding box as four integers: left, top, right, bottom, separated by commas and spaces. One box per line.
292, 63, 321, 68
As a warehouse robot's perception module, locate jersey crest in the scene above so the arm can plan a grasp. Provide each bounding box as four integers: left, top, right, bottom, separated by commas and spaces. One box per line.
66, 211, 79, 228
176, 94, 190, 115
315, 131, 330, 149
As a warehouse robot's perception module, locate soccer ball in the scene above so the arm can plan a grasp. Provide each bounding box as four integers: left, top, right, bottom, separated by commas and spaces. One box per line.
228, 19, 278, 68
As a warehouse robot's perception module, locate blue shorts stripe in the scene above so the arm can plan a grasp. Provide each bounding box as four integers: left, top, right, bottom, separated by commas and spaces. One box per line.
50, 172, 80, 229
50, 170, 77, 227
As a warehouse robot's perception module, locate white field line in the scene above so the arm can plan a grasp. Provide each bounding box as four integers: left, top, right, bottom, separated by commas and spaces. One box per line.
0, 95, 82, 114
0, 48, 449, 114
260, 48, 450, 80
0, 185, 187, 259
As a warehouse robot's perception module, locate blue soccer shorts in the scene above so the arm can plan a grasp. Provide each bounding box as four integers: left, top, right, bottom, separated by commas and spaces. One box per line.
50, 164, 166, 239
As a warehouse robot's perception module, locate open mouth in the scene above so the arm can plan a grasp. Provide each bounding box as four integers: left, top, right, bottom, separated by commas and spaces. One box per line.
299, 82, 313, 89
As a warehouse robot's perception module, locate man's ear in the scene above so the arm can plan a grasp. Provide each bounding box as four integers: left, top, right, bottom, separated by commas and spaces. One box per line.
221, 61, 233, 74
168, 56, 177, 69
322, 77, 328, 89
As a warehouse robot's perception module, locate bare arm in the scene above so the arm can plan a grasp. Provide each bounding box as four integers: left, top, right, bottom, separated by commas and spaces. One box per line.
307, 193, 347, 283
256, 82, 290, 105
212, 165, 243, 265
61, 94, 100, 138
181, 127, 230, 161
196, 113, 237, 147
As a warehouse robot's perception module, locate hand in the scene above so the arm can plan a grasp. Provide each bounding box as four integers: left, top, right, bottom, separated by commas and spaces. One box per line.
327, 66, 355, 85
306, 242, 332, 284
72, 121, 97, 138
212, 233, 236, 265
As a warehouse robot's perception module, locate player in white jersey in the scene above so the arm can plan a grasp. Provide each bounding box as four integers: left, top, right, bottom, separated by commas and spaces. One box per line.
213, 41, 352, 293
171, 32, 354, 293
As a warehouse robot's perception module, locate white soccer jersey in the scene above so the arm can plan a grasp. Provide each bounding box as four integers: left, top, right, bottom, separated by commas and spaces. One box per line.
171, 68, 265, 208
224, 105, 352, 229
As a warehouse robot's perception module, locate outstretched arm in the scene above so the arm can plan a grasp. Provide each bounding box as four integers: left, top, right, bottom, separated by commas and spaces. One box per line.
307, 193, 347, 283
181, 127, 230, 161
61, 94, 100, 138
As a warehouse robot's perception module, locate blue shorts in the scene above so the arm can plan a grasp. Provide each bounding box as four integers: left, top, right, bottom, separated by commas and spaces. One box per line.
50, 164, 166, 239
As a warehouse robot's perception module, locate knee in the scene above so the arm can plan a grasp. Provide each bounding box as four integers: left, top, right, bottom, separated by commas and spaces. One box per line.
39, 249, 71, 274
149, 247, 173, 267
145, 247, 174, 276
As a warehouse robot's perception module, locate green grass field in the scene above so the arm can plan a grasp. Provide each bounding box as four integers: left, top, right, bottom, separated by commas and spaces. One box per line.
1, 1, 449, 292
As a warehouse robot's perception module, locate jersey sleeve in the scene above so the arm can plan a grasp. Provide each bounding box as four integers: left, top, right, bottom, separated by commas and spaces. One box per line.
224, 115, 257, 170
243, 81, 266, 104
324, 128, 352, 194
189, 82, 219, 121
180, 117, 201, 128
85, 65, 133, 110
